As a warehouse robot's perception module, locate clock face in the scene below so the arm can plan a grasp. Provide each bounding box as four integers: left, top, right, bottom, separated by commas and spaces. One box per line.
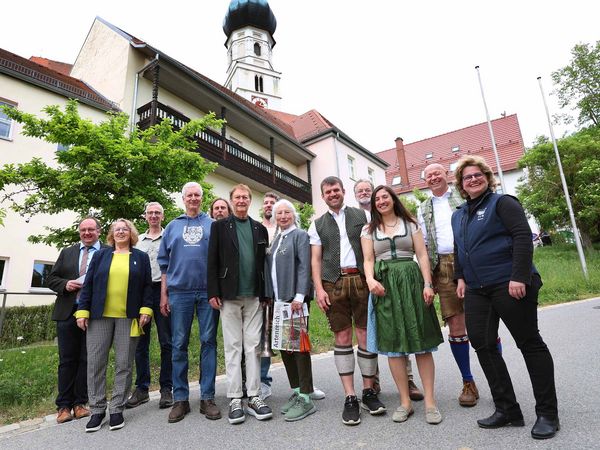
251, 95, 268, 108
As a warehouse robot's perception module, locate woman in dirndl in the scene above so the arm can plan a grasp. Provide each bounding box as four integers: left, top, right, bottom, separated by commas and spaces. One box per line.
361, 185, 443, 425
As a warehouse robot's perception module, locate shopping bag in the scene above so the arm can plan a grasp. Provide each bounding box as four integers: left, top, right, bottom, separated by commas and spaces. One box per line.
272, 302, 309, 352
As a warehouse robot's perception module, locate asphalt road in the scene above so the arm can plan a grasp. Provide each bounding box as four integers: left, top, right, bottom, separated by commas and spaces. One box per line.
2, 297, 599, 450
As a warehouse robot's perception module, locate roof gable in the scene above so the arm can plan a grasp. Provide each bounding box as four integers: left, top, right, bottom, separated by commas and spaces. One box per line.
0, 47, 117, 111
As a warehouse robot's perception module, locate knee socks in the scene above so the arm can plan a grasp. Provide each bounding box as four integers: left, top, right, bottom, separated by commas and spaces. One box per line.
357, 347, 378, 381
334, 345, 355, 377
449, 335, 474, 382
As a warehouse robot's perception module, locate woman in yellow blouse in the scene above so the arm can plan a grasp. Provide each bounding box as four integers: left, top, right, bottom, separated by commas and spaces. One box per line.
76, 219, 153, 432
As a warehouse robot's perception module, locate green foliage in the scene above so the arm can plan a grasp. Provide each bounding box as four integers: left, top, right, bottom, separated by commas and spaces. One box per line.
0, 100, 223, 247
401, 196, 419, 217
0, 207, 5, 226
517, 126, 600, 248
551, 41, 600, 127
0, 305, 55, 349
412, 187, 429, 203
295, 202, 315, 230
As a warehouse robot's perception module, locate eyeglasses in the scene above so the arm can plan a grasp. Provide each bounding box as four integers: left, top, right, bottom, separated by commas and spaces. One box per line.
146, 211, 163, 216
114, 227, 130, 233
462, 172, 485, 183
79, 228, 99, 233
356, 189, 372, 194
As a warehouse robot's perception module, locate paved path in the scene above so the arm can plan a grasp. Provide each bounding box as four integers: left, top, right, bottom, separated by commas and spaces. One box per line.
2, 297, 599, 450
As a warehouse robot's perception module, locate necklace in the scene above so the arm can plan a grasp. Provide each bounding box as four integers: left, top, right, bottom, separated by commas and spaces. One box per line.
383, 217, 399, 228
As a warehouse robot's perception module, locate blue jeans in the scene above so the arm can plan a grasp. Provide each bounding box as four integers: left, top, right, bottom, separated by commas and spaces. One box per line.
134, 282, 172, 391
261, 357, 272, 385
169, 291, 219, 401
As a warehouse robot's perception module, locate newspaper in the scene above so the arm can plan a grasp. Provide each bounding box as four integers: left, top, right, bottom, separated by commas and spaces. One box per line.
271, 302, 309, 352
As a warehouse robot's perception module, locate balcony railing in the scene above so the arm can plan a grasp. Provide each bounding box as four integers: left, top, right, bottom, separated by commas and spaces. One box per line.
137, 101, 311, 203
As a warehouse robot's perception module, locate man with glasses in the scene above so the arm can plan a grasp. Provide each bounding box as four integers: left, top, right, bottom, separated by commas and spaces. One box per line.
417, 163, 479, 407
48, 217, 108, 424
158, 182, 220, 423
126, 202, 173, 410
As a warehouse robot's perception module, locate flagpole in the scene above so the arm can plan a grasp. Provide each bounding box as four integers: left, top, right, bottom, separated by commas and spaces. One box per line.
475, 66, 506, 193
537, 76, 588, 279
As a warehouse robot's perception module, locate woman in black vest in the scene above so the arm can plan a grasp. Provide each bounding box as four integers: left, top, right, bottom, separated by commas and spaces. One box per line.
452, 155, 559, 440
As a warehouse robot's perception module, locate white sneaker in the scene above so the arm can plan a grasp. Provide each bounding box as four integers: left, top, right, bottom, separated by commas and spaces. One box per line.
260, 382, 272, 400
310, 387, 326, 400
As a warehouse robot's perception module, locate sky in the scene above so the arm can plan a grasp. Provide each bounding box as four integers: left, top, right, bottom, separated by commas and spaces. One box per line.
3, 0, 598, 153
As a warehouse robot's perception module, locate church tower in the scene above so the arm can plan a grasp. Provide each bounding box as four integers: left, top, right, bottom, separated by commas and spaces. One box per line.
223, 0, 281, 109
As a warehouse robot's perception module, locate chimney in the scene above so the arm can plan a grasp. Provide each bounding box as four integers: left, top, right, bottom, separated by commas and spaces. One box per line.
395, 137, 409, 188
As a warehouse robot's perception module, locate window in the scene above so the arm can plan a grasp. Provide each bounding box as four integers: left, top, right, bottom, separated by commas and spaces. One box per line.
0, 258, 7, 290
254, 42, 261, 56
368, 167, 375, 184
425, 152, 433, 159
449, 162, 458, 172
347, 155, 356, 180
31, 261, 54, 289
420, 170, 426, 179
391, 176, 401, 185
452, 145, 460, 153
254, 75, 264, 92
0, 100, 16, 140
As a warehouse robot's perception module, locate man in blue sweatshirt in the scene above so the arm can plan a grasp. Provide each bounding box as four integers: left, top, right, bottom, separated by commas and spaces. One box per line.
158, 182, 220, 423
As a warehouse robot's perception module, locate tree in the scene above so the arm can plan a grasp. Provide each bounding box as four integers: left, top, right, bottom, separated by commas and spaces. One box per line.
294, 202, 315, 230
552, 41, 600, 127
517, 126, 600, 250
0, 100, 223, 247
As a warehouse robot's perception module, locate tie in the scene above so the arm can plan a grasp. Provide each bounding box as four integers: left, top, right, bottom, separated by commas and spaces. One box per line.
79, 246, 90, 276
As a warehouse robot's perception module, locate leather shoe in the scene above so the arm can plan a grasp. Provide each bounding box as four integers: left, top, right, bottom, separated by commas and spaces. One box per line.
73, 404, 91, 419
531, 416, 560, 440
408, 380, 424, 401
56, 407, 73, 424
477, 410, 524, 429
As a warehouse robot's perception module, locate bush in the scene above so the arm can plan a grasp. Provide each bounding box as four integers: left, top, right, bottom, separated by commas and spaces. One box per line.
0, 305, 56, 349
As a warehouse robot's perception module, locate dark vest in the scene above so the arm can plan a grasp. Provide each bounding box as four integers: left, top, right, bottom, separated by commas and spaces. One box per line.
451, 192, 514, 288
315, 206, 367, 283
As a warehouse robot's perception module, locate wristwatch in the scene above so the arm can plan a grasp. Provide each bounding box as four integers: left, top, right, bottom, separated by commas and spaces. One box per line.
424, 282, 434, 289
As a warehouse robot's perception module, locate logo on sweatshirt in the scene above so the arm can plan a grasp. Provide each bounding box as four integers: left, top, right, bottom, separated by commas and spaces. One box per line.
182, 226, 203, 244
476, 208, 487, 221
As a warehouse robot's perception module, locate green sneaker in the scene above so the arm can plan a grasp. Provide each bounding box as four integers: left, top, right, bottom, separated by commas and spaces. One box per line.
284, 396, 316, 422
280, 392, 299, 414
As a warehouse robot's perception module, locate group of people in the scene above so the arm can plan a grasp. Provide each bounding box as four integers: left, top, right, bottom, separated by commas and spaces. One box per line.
47, 154, 559, 440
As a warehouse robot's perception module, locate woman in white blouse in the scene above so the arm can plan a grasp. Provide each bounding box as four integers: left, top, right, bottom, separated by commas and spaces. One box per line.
264, 199, 316, 422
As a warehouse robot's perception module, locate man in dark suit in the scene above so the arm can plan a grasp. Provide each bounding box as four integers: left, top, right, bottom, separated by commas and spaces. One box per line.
208, 184, 272, 425
47, 217, 107, 424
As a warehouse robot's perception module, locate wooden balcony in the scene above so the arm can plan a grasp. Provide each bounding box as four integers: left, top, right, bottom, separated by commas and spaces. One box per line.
137, 101, 311, 203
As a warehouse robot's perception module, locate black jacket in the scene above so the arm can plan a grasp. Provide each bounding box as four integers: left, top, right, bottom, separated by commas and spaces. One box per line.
207, 215, 268, 300
47, 242, 109, 321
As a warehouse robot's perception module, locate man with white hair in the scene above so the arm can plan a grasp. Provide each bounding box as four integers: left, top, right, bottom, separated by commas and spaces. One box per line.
158, 182, 220, 423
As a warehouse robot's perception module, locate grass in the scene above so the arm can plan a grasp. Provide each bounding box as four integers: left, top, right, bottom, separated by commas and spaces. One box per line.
1, 244, 598, 425
0, 305, 334, 425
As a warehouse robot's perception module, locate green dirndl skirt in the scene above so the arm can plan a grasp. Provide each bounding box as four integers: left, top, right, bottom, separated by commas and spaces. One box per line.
372, 258, 443, 354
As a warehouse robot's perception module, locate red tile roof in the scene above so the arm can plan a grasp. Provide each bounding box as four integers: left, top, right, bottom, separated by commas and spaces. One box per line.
377, 114, 525, 193
0, 47, 117, 111
268, 109, 335, 141
28, 57, 73, 76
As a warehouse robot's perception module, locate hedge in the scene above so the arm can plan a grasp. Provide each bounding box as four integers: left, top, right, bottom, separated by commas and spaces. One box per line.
0, 305, 56, 349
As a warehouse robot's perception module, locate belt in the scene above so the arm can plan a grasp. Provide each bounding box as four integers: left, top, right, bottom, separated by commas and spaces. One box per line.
340, 267, 360, 276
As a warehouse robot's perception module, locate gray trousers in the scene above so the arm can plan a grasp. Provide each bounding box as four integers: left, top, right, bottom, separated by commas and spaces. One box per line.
87, 317, 138, 414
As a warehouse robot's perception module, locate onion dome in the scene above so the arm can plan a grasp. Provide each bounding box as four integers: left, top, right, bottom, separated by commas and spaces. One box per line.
223, 0, 277, 38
